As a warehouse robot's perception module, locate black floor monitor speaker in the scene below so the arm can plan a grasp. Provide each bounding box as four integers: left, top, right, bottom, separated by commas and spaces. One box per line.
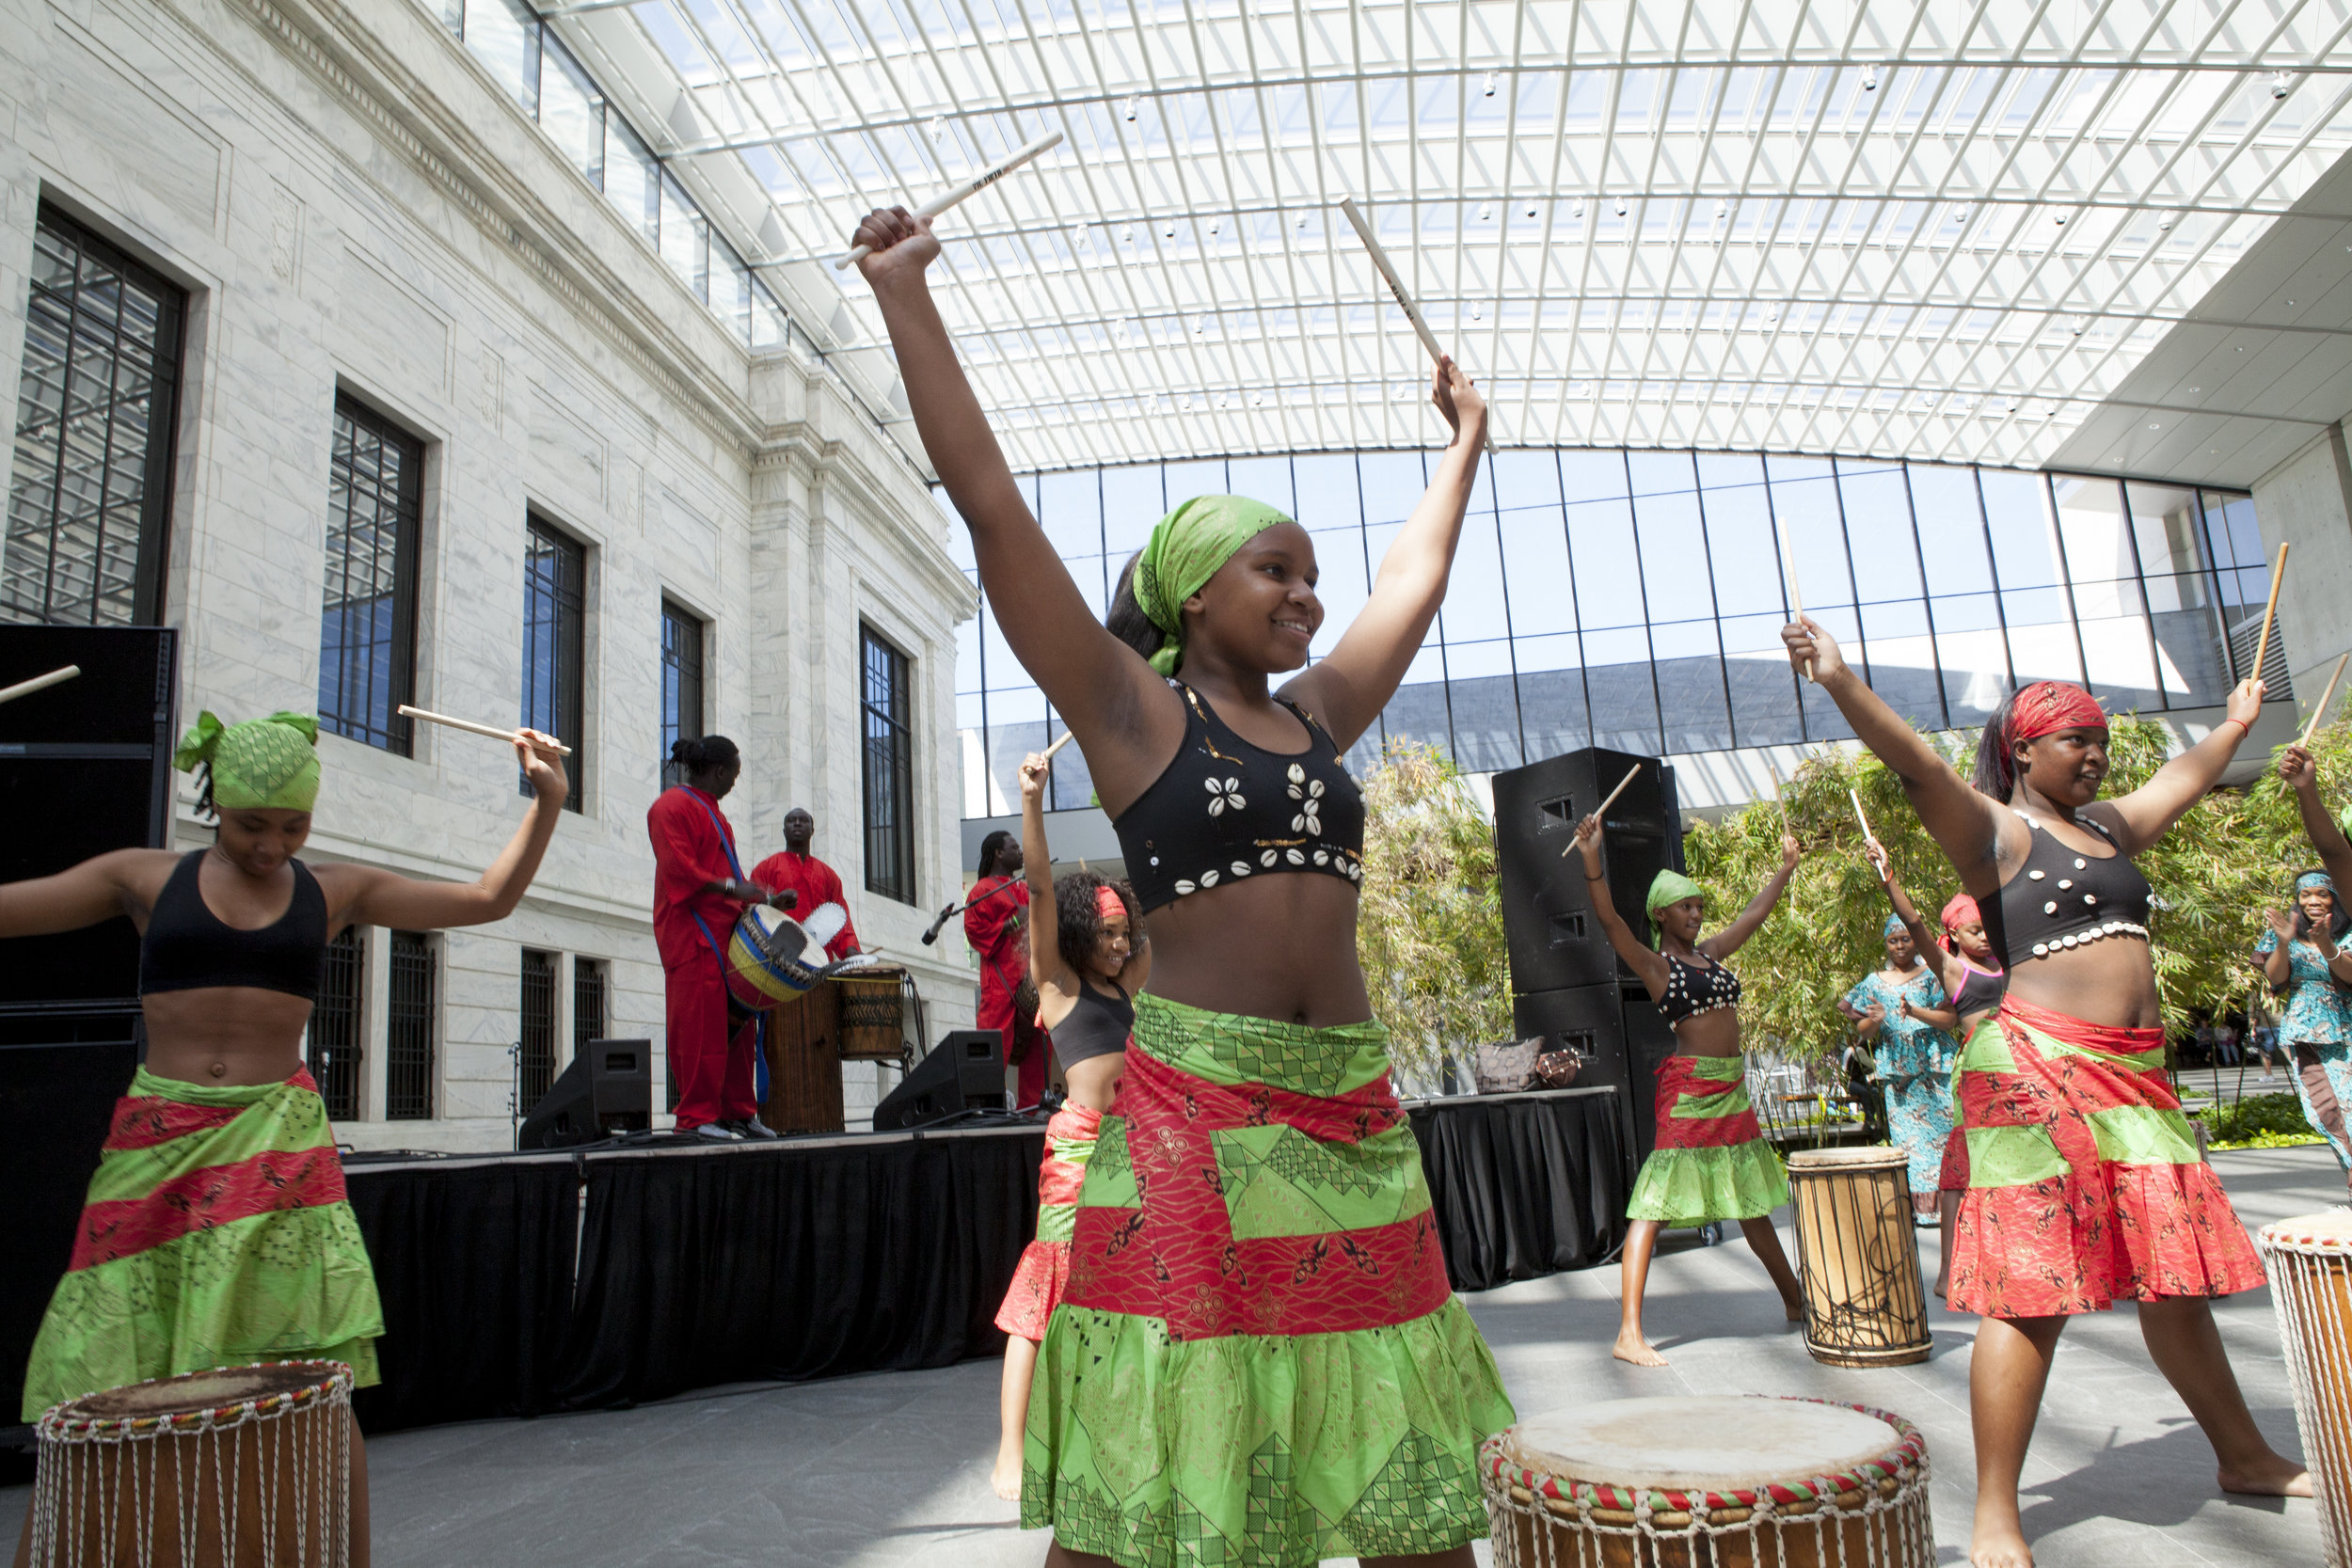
519, 1038, 652, 1148
1513, 982, 1677, 1164
0, 626, 177, 1013
1492, 747, 1682, 995
871, 1028, 1006, 1131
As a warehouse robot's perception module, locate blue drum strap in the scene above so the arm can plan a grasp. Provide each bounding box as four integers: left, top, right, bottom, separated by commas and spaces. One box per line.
676, 788, 768, 1106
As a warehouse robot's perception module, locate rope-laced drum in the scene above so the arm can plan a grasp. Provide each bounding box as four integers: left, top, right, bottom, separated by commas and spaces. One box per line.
836, 966, 911, 1060
1481, 1394, 1933, 1568
724, 902, 851, 1011
1786, 1145, 1932, 1368
2261, 1211, 2352, 1566
29, 1360, 355, 1567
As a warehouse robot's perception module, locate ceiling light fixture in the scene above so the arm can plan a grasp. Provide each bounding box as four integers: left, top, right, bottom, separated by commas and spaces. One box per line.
2272, 70, 2293, 101
929, 116, 946, 141
1125, 94, 1141, 121
1484, 71, 1499, 98
1614, 196, 1629, 215
1863, 65, 1880, 91
1479, 202, 1492, 221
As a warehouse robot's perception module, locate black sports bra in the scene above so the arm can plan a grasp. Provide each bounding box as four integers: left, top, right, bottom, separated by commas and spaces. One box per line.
1949, 960, 2008, 1020
1981, 810, 2152, 970
140, 850, 329, 1003
1051, 978, 1134, 1069
1112, 682, 1366, 914
1659, 952, 1741, 1026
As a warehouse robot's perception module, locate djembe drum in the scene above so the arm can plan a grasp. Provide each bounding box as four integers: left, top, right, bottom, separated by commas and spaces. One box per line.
1481, 1395, 1932, 1568
29, 1360, 357, 1567
2261, 1212, 2352, 1565
1786, 1146, 1931, 1368
836, 966, 909, 1061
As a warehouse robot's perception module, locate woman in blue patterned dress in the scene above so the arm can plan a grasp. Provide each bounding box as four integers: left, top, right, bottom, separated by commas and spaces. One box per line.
1840, 912, 1961, 1220
2257, 870, 2352, 1193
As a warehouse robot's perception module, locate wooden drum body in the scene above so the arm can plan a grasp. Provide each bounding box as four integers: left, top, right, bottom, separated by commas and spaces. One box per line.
1481, 1396, 1932, 1568
836, 968, 910, 1061
1786, 1146, 1931, 1369
2262, 1212, 2352, 1566
30, 1361, 355, 1567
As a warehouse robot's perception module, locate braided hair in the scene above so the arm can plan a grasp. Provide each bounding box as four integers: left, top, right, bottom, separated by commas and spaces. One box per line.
669, 735, 739, 779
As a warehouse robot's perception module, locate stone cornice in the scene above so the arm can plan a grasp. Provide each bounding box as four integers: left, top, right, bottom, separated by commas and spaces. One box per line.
754, 420, 973, 614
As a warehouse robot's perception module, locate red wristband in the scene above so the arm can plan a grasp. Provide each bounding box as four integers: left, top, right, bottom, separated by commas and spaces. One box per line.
2220, 717, 2249, 735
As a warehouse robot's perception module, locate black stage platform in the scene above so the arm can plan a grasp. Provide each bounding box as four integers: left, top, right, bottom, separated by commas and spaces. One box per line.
9, 1090, 1629, 1436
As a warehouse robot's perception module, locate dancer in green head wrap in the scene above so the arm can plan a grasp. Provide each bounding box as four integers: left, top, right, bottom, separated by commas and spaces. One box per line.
4, 708, 572, 1564
854, 202, 1512, 1567
1575, 811, 1804, 1368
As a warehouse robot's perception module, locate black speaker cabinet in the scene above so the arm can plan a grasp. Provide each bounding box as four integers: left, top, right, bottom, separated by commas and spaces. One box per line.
1492, 747, 1682, 994
871, 1028, 1006, 1131
518, 1037, 652, 1148
0, 626, 177, 1013
1513, 982, 1677, 1164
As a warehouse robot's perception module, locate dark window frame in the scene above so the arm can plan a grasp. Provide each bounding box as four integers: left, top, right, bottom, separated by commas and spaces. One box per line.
387, 930, 437, 1121
860, 624, 917, 906
521, 513, 587, 811
660, 597, 706, 788
6, 205, 186, 627
310, 927, 364, 1120
518, 947, 557, 1109
319, 393, 425, 754
573, 956, 608, 1059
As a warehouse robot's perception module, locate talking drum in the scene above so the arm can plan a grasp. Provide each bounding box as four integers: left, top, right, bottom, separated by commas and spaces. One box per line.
29, 1360, 356, 1567
724, 905, 826, 1010
1480, 1395, 1932, 1568
1786, 1146, 1931, 1368
2262, 1212, 2352, 1566
836, 966, 909, 1060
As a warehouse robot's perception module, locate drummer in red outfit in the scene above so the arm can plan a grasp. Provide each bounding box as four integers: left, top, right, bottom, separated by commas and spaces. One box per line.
751, 806, 862, 961
647, 736, 794, 1141
963, 829, 1043, 1107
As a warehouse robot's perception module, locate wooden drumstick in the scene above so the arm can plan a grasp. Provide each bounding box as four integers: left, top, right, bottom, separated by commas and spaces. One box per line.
2249, 540, 2288, 690
1849, 786, 1884, 879
1776, 524, 1813, 682
1338, 198, 1496, 454
0, 664, 79, 705
397, 705, 573, 756
837, 131, 1065, 268
2300, 650, 2350, 749
1041, 727, 1078, 762
1559, 764, 1644, 855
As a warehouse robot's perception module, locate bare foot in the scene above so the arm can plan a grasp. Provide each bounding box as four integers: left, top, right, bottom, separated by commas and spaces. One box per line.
991, 1449, 1023, 1502
1934, 1275, 1949, 1299
2217, 1453, 2312, 1497
1613, 1329, 1668, 1367
1970, 1517, 2033, 1568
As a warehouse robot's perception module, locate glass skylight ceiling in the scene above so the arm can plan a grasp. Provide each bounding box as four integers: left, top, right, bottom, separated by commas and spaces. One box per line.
540, 0, 2352, 474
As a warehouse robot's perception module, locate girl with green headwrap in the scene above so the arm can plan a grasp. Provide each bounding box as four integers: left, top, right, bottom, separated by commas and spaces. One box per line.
855, 207, 1510, 1568
1571, 807, 1804, 1370
4, 709, 569, 1564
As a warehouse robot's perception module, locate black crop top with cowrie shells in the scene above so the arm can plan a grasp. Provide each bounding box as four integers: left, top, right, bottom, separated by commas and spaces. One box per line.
1980, 809, 2153, 970
1111, 682, 1366, 914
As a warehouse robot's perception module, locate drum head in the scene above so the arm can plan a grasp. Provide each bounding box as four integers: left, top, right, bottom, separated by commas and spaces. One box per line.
1787, 1144, 1907, 1171
1503, 1397, 1900, 1492
2263, 1211, 2352, 1250
66, 1363, 336, 1418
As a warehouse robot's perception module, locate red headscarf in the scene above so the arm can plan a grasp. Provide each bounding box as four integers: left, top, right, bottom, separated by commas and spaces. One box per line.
1095, 885, 1128, 922
2008, 680, 2106, 744
1939, 892, 1982, 955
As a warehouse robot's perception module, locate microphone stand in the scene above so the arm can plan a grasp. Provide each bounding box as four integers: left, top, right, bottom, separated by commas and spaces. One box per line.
920, 874, 1026, 944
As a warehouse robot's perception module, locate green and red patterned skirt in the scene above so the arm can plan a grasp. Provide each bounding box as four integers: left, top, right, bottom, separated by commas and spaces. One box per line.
995, 1102, 1103, 1340
20, 1067, 383, 1420
1627, 1053, 1789, 1227
1023, 993, 1515, 1568
1947, 995, 2265, 1318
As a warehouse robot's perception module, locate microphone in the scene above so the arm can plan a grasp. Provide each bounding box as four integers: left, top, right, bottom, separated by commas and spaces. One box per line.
920, 902, 957, 945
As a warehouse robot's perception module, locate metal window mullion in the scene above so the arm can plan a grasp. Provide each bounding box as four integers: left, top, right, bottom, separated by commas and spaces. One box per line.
2194, 491, 2239, 686
1687, 452, 1740, 751
1757, 466, 1808, 743
2041, 472, 2093, 689
2114, 478, 2171, 710
1553, 450, 1596, 752
1619, 450, 1665, 755
1968, 463, 2020, 694
1898, 463, 1953, 733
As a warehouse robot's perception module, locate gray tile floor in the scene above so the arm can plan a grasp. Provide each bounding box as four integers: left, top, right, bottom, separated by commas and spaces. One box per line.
3, 1145, 2339, 1565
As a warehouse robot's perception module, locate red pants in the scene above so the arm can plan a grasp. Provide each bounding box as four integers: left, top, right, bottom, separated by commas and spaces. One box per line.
664, 949, 757, 1130
983, 991, 1044, 1108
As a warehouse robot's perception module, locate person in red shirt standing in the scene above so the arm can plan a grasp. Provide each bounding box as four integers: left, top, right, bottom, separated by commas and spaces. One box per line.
647, 736, 794, 1140
751, 806, 862, 960
963, 828, 1043, 1108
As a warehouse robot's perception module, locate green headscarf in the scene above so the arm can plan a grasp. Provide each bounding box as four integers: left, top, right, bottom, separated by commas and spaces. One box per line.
1645, 868, 1706, 945
1132, 495, 1295, 674
174, 710, 322, 814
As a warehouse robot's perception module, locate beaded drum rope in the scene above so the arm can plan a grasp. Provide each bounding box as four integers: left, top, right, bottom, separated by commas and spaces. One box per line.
31, 1361, 355, 1568
2261, 1217, 2352, 1567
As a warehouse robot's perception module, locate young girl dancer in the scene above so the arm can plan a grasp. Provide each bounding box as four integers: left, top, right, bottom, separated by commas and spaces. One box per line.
8, 710, 569, 1566
854, 206, 1513, 1567
1572, 814, 1805, 1368
1838, 912, 1960, 1222
1780, 621, 2306, 1568
1867, 847, 2005, 1293
993, 749, 1151, 1502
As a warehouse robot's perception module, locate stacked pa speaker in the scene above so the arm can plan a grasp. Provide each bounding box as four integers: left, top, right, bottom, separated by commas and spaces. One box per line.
1491, 747, 1682, 1161
872, 1029, 1007, 1131
518, 1039, 653, 1148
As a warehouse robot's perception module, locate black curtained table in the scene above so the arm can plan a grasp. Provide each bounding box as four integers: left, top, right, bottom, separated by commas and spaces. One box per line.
1406, 1086, 1630, 1291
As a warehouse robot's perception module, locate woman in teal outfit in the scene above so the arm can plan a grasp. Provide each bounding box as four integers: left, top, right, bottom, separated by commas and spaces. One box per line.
2256, 870, 2352, 1192
1840, 913, 1961, 1220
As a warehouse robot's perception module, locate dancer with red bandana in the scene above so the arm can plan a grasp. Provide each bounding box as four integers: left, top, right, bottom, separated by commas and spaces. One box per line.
1782, 619, 2306, 1568
991, 750, 1150, 1501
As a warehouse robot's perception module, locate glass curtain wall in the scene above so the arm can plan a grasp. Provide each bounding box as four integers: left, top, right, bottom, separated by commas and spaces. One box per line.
950, 451, 2259, 819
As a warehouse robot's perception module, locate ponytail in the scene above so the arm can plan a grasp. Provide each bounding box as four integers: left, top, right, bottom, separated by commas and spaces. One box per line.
1106, 551, 1166, 669
670, 734, 739, 775
1971, 689, 2021, 801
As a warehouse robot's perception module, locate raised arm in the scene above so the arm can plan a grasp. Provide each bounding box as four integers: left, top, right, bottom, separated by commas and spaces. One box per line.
0, 848, 159, 939
851, 210, 1166, 763
1017, 753, 1068, 992
1785, 618, 2009, 892
1282, 361, 1486, 751
1702, 832, 1800, 959
333, 733, 567, 930
1869, 841, 1960, 993
1570, 814, 1669, 999
2279, 746, 2352, 889
2094, 677, 2265, 853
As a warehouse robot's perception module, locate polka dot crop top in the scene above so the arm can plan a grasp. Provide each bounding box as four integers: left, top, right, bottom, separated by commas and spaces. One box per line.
1659, 952, 1742, 1026
1111, 682, 1366, 914
1980, 809, 2153, 969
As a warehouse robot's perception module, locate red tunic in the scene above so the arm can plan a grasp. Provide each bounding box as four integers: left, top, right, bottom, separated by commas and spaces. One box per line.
646, 786, 742, 970
750, 851, 860, 960
962, 876, 1030, 1026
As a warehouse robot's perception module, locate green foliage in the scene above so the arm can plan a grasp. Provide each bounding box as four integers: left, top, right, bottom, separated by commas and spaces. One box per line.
2202, 1091, 2328, 1149
1356, 741, 1513, 1078
1680, 712, 2352, 1058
